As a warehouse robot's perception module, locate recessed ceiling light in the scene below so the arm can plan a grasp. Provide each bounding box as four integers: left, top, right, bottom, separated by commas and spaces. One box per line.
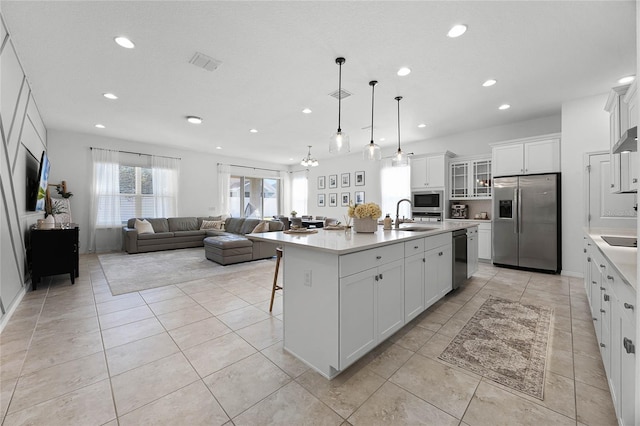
95, 124, 105, 129
250, 129, 258, 133
418, 123, 427, 128
114, 36, 135, 49
482, 79, 497, 87
397, 67, 411, 77
380, 138, 385, 142
186, 116, 202, 124
618, 75, 635, 84
447, 24, 467, 38
216, 146, 222, 150
289, 158, 294, 161
103, 93, 118, 100
302, 108, 312, 114
498, 104, 511, 110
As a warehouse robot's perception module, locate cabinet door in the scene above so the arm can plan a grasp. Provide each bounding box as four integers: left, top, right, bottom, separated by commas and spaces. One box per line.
472, 159, 492, 198
410, 157, 428, 189
450, 161, 469, 199
610, 98, 622, 193
467, 232, 478, 278
620, 314, 636, 426
424, 248, 441, 309
478, 228, 491, 260
492, 144, 524, 176
377, 259, 405, 340
339, 268, 377, 369
426, 155, 445, 188
404, 253, 425, 322
524, 139, 560, 174
437, 244, 453, 297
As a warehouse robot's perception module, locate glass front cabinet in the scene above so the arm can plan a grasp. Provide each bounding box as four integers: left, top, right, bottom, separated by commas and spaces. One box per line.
449, 158, 492, 200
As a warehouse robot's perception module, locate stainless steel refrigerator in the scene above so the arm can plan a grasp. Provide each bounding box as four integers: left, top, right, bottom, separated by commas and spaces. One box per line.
492, 173, 561, 273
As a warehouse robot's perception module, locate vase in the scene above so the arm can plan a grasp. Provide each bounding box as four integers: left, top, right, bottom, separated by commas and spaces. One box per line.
40, 215, 55, 229
353, 217, 377, 233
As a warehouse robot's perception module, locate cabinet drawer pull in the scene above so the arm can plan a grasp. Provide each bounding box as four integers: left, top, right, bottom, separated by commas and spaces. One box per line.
379, 273, 383, 280
591, 281, 597, 285
438, 252, 443, 256
600, 343, 606, 348
600, 287, 606, 291
587, 257, 591, 262
606, 275, 613, 280
603, 294, 610, 302
623, 337, 635, 354
375, 275, 379, 281
414, 246, 419, 249
633, 178, 638, 183
422, 258, 425, 263
600, 309, 606, 313
593, 317, 598, 321
376, 255, 382, 260
624, 303, 634, 310
583, 248, 587, 253
600, 264, 605, 268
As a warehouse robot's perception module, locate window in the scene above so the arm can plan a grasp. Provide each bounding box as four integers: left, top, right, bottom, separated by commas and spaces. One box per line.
229, 175, 280, 218
119, 165, 155, 222
380, 159, 411, 219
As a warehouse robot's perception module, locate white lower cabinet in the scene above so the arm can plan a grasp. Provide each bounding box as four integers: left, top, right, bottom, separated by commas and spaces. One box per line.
467, 226, 479, 277
404, 252, 425, 322
425, 242, 453, 304
478, 222, 492, 260
584, 235, 636, 425
339, 257, 404, 370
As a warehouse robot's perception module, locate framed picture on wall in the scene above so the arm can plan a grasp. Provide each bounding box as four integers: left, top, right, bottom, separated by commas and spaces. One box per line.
341, 173, 350, 188
355, 171, 365, 186
318, 176, 325, 190
329, 174, 338, 189
329, 193, 337, 207
318, 193, 325, 207
341, 192, 350, 206
355, 191, 365, 204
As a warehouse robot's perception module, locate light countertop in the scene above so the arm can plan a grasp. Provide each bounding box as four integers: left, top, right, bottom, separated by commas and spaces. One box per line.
250, 222, 476, 255
586, 227, 636, 290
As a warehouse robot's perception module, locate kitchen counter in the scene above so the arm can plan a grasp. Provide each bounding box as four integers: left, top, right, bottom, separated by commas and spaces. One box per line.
585, 227, 636, 290
249, 222, 477, 255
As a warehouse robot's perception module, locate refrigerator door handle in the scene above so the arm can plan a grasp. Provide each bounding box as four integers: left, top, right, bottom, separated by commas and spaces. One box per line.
518, 187, 522, 234
513, 188, 518, 234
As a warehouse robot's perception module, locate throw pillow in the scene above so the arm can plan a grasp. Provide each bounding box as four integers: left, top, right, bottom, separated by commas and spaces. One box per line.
200, 220, 225, 230
135, 219, 155, 234
251, 221, 270, 233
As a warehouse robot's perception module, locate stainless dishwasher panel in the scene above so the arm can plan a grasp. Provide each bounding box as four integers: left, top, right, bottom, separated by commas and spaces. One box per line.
452, 229, 467, 290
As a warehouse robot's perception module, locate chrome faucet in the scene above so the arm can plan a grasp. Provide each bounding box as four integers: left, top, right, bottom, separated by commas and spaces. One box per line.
395, 199, 412, 229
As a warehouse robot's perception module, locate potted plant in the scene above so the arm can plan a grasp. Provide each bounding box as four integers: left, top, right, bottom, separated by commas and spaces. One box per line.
290, 210, 297, 217
347, 202, 382, 233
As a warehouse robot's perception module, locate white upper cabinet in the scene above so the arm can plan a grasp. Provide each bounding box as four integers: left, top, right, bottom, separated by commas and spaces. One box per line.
449, 156, 492, 199
491, 135, 560, 177
411, 153, 451, 190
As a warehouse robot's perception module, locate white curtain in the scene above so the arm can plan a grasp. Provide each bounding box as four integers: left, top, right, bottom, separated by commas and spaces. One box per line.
152, 155, 180, 217
380, 158, 411, 221
89, 148, 120, 252
291, 170, 308, 215
279, 170, 291, 216
218, 164, 231, 217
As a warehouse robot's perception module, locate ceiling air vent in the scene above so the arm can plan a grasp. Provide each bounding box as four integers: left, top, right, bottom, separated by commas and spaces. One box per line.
329, 89, 352, 100
189, 52, 222, 72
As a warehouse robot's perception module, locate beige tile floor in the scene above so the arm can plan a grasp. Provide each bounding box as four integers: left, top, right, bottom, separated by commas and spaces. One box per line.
0, 254, 618, 425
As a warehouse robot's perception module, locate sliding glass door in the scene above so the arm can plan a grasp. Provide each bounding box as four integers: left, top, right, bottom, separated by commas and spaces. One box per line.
230, 176, 279, 219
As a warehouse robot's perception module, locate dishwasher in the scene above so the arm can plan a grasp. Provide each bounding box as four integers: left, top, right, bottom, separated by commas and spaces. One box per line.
452, 229, 467, 290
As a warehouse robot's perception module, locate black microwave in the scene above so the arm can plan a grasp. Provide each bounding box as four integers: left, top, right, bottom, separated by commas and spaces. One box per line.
412, 191, 443, 212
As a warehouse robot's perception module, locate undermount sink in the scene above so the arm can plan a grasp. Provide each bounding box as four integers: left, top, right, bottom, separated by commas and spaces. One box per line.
398, 226, 437, 232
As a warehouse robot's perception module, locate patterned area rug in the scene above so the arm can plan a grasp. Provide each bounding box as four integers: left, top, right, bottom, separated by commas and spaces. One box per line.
99, 248, 275, 295
438, 296, 552, 400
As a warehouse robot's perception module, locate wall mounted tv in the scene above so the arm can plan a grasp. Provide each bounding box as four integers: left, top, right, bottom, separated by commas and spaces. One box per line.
31, 151, 50, 212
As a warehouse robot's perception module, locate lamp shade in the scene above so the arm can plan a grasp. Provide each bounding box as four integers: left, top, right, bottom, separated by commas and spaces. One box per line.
330, 57, 350, 154
363, 80, 381, 161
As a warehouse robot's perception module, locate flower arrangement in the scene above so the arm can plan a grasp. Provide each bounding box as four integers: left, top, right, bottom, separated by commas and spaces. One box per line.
347, 202, 382, 220
290, 210, 297, 217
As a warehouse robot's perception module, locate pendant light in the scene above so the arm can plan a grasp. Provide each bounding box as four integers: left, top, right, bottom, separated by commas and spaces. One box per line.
363, 80, 382, 161
392, 96, 409, 167
329, 57, 350, 154
301, 145, 319, 167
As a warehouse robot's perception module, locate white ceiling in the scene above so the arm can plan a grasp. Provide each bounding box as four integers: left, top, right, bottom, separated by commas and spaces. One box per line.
2, 1, 636, 166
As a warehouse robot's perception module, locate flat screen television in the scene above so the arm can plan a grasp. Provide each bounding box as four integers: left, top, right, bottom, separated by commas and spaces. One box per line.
34, 151, 50, 212
25, 150, 39, 211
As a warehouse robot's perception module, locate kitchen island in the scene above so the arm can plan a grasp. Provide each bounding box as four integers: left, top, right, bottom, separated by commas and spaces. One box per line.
250, 222, 477, 378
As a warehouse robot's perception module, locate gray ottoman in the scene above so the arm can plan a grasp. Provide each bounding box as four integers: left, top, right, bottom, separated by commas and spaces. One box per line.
204, 235, 253, 265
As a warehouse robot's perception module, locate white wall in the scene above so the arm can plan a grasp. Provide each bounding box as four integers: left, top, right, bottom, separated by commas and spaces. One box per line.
47, 129, 286, 253
560, 93, 612, 275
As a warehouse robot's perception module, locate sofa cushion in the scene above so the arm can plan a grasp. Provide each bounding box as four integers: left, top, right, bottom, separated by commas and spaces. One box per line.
251, 221, 270, 233
138, 231, 174, 240
168, 217, 198, 232
197, 216, 222, 229
224, 218, 245, 234
240, 219, 261, 235
173, 230, 207, 237
135, 219, 155, 234
200, 220, 225, 230
204, 235, 253, 249
148, 218, 170, 233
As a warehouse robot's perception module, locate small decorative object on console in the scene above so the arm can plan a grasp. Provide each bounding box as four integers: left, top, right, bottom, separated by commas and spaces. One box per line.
348, 202, 382, 233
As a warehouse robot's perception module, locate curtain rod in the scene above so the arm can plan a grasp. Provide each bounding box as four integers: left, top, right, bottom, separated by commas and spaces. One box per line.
217, 163, 283, 173
90, 147, 181, 160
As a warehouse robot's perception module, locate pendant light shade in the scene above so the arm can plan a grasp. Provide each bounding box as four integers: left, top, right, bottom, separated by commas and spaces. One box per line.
301, 145, 319, 167
363, 80, 382, 161
392, 96, 409, 167
329, 57, 350, 154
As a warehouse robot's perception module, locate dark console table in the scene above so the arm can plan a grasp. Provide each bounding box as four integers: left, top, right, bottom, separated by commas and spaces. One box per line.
30, 224, 79, 289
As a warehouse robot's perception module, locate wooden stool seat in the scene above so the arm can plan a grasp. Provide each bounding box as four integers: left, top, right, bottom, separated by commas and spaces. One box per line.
270, 247, 283, 312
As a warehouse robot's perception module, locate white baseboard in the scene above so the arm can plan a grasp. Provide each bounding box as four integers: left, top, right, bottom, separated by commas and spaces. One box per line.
0, 286, 27, 333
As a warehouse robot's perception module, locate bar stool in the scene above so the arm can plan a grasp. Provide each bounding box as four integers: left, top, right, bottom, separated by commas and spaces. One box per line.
270, 247, 283, 312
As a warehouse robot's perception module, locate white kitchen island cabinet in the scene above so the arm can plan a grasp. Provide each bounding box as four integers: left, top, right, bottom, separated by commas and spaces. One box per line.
250, 222, 475, 379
